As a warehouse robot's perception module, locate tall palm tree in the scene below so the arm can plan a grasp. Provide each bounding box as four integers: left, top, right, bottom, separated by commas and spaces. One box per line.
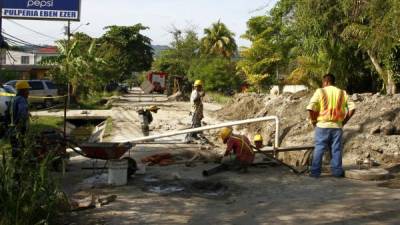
201, 20, 237, 58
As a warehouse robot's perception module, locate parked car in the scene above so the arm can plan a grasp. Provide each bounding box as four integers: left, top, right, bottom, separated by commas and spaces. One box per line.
105, 82, 128, 93
5, 80, 59, 108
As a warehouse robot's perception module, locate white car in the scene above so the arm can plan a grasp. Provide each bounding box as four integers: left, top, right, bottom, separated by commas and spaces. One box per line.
5, 80, 59, 108
0, 85, 15, 117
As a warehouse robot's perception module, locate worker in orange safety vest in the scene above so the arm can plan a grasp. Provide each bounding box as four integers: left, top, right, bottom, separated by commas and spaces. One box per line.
307, 73, 356, 178
219, 127, 255, 172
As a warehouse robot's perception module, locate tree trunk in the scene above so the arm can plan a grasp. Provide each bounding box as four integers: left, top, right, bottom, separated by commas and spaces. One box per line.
387, 70, 397, 95
367, 50, 397, 94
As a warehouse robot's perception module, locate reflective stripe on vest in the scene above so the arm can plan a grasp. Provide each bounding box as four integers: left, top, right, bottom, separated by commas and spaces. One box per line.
318, 88, 346, 122
230, 135, 253, 156
10, 97, 15, 127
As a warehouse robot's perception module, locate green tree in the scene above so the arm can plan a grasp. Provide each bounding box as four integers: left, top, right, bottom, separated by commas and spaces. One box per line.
44, 37, 106, 97
152, 28, 200, 76
238, 1, 297, 90
200, 21, 237, 58
341, 0, 400, 94
188, 56, 240, 92
98, 24, 154, 80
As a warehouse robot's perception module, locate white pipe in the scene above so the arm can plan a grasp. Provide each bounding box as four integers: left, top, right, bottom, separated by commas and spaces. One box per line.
129, 116, 280, 147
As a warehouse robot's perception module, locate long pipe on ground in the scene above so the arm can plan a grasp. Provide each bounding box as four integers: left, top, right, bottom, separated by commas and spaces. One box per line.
128, 116, 280, 147
259, 145, 315, 152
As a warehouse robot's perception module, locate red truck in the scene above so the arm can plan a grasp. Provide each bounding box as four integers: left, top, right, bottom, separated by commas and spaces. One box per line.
146, 71, 168, 93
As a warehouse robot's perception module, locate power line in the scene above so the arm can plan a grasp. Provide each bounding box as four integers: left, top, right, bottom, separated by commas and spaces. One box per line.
2, 30, 42, 48
6, 19, 59, 40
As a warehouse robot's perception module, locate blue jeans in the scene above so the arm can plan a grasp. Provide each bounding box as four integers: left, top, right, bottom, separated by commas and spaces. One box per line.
311, 127, 344, 177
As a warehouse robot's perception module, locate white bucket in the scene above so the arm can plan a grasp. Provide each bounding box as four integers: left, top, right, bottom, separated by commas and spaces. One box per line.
108, 159, 128, 186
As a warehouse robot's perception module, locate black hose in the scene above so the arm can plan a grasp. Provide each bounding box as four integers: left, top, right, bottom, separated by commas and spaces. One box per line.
252, 144, 303, 174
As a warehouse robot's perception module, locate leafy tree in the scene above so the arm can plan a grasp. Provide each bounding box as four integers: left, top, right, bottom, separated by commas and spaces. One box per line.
152, 28, 200, 76
200, 21, 237, 58
340, 0, 400, 94
241, 0, 397, 94
238, 1, 297, 90
44, 37, 106, 97
188, 56, 241, 92
98, 24, 154, 80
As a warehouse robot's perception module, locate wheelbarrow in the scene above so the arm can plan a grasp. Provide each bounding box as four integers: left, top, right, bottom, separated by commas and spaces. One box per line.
68, 142, 133, 160
66, 140, 137, 175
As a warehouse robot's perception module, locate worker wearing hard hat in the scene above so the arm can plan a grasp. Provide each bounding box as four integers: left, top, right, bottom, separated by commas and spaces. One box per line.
186, 80, 205, 141
9, 80, 30, 158
307, 73, 356, 178
253, 134, 264, 149
219, 127, 255, 172
137, 105, 160, 136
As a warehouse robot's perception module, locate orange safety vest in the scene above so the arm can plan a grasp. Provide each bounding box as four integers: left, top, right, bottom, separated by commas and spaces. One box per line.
227, 135, 255, 164
317, 87, 346, 122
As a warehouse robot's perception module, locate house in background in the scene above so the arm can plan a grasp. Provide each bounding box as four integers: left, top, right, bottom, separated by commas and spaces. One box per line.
0, 46, 58, 80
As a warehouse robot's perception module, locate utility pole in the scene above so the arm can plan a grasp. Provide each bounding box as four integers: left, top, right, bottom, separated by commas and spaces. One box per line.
0, 0, 4, 72
63, 20, 71, 139
67, 20, 71, 104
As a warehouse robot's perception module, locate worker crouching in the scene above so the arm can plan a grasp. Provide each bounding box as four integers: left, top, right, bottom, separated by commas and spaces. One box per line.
137, 105, 160, 136
219, 127, 255, 172
253, 134, 264, 149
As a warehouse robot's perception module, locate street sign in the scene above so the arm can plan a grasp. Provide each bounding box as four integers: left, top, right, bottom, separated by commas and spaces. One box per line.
2, 0, 81, 21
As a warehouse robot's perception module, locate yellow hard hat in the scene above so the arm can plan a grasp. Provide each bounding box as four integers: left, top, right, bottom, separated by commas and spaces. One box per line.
147, 105, 160, 112
254, 134, 263, 142
15, 80, 30, 90
193, 80, 203, 87
219, 127, 232, 141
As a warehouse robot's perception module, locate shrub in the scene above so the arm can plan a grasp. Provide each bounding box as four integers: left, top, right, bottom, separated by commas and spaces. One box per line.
0, 136, 67, 225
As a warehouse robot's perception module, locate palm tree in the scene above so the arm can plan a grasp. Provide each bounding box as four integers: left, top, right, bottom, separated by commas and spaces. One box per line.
201, 20, 237, 58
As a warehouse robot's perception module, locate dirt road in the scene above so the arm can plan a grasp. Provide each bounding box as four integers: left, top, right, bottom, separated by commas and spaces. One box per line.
61, 90, 400, 225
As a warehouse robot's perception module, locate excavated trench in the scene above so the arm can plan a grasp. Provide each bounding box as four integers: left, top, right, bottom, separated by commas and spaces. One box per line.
66, 117, 107, 142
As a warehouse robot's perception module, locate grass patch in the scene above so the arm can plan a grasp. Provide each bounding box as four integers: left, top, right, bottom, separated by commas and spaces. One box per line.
0, 139, 11, 155
0, 116, 68, 224
1, 116, 63, 155
30, 116, 63, 132
74, 91, 120, 110
207, 92, 232, 105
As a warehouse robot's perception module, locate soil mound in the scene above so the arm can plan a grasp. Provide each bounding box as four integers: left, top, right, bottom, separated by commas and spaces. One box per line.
218, 92, 400, 166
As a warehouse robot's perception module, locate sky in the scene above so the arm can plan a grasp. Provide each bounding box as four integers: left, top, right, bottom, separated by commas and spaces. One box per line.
3, 0, 278, 47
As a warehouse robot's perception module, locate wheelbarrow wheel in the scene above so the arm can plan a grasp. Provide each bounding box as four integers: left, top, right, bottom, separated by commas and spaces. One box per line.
122, 157, 137, 177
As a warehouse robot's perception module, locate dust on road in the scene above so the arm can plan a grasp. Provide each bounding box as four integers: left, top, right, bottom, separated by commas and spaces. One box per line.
61, 90, 400, 225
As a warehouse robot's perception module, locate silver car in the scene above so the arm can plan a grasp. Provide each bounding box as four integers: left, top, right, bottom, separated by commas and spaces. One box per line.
5, 80, 59, 108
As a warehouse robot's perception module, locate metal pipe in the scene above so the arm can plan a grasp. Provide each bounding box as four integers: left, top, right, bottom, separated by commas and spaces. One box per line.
135, 142, 197, 145
128, 116, 280, 144
259, 145, 314, 153
202, 164, 228, 177
275, 117, 280, 147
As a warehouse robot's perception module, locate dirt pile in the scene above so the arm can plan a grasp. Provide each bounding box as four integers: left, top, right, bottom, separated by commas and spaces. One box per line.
218, 92, 400, 166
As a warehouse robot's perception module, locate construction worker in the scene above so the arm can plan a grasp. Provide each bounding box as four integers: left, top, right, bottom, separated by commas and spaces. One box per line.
9, 80, 30, 158
138, 105, 160, 136
186, 80, 205, 141
307, 73, 356, 178
219, 127, 255, 172
253, 134, 264, 149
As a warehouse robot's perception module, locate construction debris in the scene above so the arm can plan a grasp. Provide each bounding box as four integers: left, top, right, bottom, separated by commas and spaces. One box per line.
70, 194, 117, 211
141, 153, 175, 166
